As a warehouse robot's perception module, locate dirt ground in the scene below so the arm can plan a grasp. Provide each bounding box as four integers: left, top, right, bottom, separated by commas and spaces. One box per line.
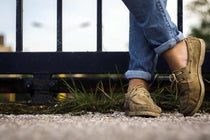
0, 112, 209, 140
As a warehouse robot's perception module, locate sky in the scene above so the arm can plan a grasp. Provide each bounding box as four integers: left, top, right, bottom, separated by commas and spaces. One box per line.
0, 0, 199, 52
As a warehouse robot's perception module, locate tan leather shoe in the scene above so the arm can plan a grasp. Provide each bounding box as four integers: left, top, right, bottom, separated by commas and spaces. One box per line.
170, 37, 206, 116
124, 85, 162, 117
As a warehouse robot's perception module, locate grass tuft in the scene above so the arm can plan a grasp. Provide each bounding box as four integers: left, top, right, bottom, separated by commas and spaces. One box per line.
50, 74, 209, 114
48, 77, 125, 114
149, 74, 178, 111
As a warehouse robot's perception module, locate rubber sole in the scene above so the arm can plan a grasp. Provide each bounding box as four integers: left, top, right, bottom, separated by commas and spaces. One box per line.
187, 38, 206, 116
126, 111, 160, 117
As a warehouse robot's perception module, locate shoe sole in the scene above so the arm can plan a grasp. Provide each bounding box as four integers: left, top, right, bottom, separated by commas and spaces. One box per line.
126, 111, 160, 117
188, 38, 206, 116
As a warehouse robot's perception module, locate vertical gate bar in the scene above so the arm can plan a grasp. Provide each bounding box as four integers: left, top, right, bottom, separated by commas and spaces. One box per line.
97, 0, 102, 52
177, 0, 183, 32
16, 0, 23, 52
57, 0, 62, 52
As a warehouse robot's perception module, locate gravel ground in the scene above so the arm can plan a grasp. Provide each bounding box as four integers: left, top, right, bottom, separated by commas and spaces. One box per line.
0, 112, 209, 140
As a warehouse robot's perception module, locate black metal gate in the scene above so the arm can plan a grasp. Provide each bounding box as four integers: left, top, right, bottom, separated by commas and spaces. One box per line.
0, 0, 209, 103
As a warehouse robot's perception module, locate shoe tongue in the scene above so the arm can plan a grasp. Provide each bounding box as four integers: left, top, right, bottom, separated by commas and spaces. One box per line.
129, 85, 149, 95
136, 86, 149, 94
132, 84, 144, 90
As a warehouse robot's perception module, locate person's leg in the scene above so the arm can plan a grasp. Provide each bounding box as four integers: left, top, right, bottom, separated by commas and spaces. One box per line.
122, 0, 205, 116
162, 40, 187, 71
125, 14, 158, 92
124, 14, 161, 117
122, 0, 184, 54
123, 0, 179, 117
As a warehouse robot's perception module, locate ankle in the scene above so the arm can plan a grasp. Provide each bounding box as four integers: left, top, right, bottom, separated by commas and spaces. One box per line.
127, 79, 149, 92
162, 40, 188, 71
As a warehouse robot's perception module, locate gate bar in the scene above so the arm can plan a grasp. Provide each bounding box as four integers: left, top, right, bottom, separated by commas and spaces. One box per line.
16, 0, 23, 52
97, 0, 102, 52
177, 0, 183, 32
57, 0, 63, 52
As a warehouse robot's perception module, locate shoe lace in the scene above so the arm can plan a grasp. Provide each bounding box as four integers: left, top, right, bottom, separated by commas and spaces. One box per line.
169, 73, 179, 100
127, 84, 148, 98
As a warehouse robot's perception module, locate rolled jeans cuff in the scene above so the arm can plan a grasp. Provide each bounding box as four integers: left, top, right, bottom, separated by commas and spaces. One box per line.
124, 70, 152, 81
154, 31, 184, 54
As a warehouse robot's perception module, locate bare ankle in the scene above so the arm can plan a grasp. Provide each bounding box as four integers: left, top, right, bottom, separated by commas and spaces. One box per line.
162, 40, 188, 71
127, 79, 149, 92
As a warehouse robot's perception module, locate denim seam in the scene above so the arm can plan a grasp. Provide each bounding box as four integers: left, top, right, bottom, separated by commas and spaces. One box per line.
157, 0, 173, 38
175, 35, 180, 42
124, 70, 152, 81
154, 31, 184, 54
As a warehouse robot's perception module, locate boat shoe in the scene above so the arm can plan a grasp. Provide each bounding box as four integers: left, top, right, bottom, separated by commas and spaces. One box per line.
124, 85, 162, 117
170, 37, 206, 116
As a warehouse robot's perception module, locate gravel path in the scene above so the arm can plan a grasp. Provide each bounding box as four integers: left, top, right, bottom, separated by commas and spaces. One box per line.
0, 112, 209, 140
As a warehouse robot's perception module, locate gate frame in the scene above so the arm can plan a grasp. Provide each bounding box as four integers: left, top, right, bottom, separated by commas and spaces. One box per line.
0, 0, 209, 104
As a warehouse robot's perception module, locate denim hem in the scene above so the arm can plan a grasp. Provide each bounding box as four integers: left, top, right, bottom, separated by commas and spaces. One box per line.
124, 70, 152, 81
154, 31, 184, 54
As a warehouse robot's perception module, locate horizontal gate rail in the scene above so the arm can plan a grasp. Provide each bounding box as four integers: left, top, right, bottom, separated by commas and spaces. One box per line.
0, 52, 129, 74
0, 52, 210, 74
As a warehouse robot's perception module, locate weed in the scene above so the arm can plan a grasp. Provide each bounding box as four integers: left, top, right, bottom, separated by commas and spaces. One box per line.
150, 74, 178, 111
50, 74, 209, 114
48, 77, 125, 114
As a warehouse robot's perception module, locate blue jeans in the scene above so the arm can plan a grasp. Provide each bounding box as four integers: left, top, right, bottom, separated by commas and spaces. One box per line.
122, 0, 184, 81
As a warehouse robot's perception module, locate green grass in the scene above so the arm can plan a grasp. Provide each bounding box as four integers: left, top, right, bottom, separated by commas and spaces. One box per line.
49, 75, 209, 114
47, 77, 126, 115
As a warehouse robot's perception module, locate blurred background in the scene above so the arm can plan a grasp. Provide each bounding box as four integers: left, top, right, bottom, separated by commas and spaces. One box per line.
0, 0, 209, 52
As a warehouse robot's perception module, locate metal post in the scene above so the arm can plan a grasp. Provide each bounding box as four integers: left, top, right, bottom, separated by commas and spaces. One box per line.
16, 0, 23, 52
97, 0, 102, 52
57, 0, 62, 52
177, 0, 183, 32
